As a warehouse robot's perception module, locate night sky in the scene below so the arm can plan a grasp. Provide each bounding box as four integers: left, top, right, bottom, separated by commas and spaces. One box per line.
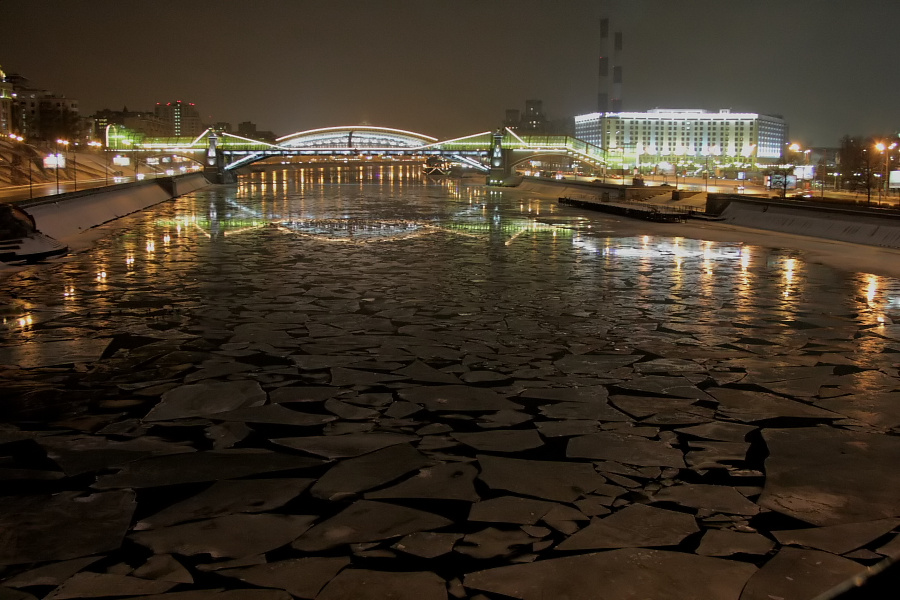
3, 0, 898, 146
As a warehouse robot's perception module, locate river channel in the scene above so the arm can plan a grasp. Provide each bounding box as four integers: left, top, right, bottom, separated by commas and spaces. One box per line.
1, 165, 900, 599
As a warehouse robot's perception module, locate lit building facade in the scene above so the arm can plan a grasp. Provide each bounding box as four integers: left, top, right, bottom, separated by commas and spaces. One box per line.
2, 72, 81, 140
574, 108, 788, 165
154, 101, 203, 137
0, 66, 12, 135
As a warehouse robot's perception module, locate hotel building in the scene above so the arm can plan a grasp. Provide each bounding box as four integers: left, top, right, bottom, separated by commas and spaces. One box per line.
574, 108, 788, 165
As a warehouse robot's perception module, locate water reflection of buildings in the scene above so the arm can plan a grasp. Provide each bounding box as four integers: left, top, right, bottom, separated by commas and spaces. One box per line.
153, 166, 574, 247
571, 235, 755, 309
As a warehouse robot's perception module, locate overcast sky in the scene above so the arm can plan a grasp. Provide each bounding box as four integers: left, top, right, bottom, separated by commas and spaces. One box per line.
3, 0, 897, 146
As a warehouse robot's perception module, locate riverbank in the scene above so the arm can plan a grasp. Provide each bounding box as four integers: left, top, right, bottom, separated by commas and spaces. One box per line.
18, 173, 210, 250
1, 176, 899, 600
509, 179, 900, 280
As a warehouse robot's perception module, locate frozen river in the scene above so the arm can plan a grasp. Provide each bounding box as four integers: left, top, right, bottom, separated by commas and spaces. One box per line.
1, 165, 900, 599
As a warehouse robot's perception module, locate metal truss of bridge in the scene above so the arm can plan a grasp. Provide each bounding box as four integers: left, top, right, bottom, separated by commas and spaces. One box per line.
105, 125, 609, 182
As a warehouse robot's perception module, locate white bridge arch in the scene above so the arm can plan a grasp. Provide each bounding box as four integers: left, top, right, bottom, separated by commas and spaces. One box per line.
277, 126, 438, 150
220, 125, 493, 172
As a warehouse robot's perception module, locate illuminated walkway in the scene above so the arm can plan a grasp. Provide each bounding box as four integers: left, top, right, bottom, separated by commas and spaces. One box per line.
107, 125, 610, 176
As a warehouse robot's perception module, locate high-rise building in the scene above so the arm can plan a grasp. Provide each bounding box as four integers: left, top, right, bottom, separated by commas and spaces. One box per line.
37, 95, 80, 140
574, 108, 788, 163
503, 109, 520, 129
236, 121, 276, 143
503, 101, 571, 136
3, 72, 81, 140
523, 100, 546, 132
0, 66, 13, 135
154, 101, 203, 137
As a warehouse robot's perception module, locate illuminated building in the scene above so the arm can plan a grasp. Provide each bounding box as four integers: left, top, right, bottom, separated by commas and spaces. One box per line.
237, 121, 276, 143
154, 101, 203, 137
0, 66, 12, 135
3, 72, 81, 140
574, 108, 788, 164
522, 100, 546, 132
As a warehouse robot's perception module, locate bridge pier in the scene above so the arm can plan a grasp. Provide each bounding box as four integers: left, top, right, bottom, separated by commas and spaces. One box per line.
487, 129, 515, 186
203, 134, 237, 184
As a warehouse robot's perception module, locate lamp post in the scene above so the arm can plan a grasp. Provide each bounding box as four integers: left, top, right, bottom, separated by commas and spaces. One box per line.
634, 143, 642, 181
674, 146, 686, 191
876, 142, 897, 202
704, 145, 717, 192
55, 139, 69, 194
647, 145, 658, 184
889, 143, 897, 201
606, 146, 616, 185
88, 140, 105, 187
864, 147, 871, 206
12, 135, 31, 198
54, 139, 61, 195
5, 134, 17, 185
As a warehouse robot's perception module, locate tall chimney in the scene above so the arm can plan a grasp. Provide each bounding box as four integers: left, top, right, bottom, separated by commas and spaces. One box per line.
611, 30, 623, 112
597, 17, 609, 113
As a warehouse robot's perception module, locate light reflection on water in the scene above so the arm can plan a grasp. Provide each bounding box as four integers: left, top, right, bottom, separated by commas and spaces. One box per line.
3, 165, 900, 332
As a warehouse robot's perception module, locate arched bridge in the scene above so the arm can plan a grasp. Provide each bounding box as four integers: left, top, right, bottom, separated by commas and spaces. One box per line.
106, 125, 609, 184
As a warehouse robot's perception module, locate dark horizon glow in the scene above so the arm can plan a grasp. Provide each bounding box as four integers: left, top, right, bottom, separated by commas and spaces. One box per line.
3, 0, 898, 146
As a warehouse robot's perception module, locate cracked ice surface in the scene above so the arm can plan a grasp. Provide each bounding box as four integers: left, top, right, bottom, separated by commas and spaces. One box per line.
2, 167, 900, 599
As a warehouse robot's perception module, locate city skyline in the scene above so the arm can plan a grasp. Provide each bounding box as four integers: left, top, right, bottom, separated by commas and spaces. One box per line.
3, 0, 898, 146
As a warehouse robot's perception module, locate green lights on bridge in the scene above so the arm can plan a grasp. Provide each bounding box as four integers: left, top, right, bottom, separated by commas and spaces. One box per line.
106, 125, 614, 178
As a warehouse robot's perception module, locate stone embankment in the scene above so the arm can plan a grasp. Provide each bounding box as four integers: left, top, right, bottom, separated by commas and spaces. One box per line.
514, 178, 900, 249
708, 196, 900, 249
16, 173, 211, 244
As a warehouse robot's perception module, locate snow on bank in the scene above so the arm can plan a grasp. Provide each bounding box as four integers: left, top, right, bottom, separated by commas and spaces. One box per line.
504, 181, 900, 280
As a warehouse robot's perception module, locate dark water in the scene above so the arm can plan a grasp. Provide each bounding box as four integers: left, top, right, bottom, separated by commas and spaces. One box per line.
1, 165, 899, 598
4, 166, 897, 346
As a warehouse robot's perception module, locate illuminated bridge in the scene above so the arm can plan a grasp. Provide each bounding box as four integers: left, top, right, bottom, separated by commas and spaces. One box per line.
106, 125, 609, 184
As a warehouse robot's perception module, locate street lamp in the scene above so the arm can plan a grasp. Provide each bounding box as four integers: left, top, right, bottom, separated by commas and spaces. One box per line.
634, 143, 641, 177
788, 143, 814, 192
674, 145, 687, 191
863, 147, 872, 205
5, 134, 15, 185
890, 142, 897, 196
8, 134, 32, 198
55, 139, 69, 195
704, 145, 720, 192
54, 139, 61, 194
88, 140, 105, 187
875, 142, 897, 202
646, 145, 658, 183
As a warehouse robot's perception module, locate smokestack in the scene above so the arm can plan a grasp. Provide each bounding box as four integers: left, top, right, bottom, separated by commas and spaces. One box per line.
597, 18, 609, 113
611, 30, 623, 112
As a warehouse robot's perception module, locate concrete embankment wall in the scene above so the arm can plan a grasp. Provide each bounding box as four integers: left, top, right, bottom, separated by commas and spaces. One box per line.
515, 179, 706, 207
714, 198, 900, 249
516, 179, 627, 201
17, 174, 211, 243
521, 184, 900, 249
